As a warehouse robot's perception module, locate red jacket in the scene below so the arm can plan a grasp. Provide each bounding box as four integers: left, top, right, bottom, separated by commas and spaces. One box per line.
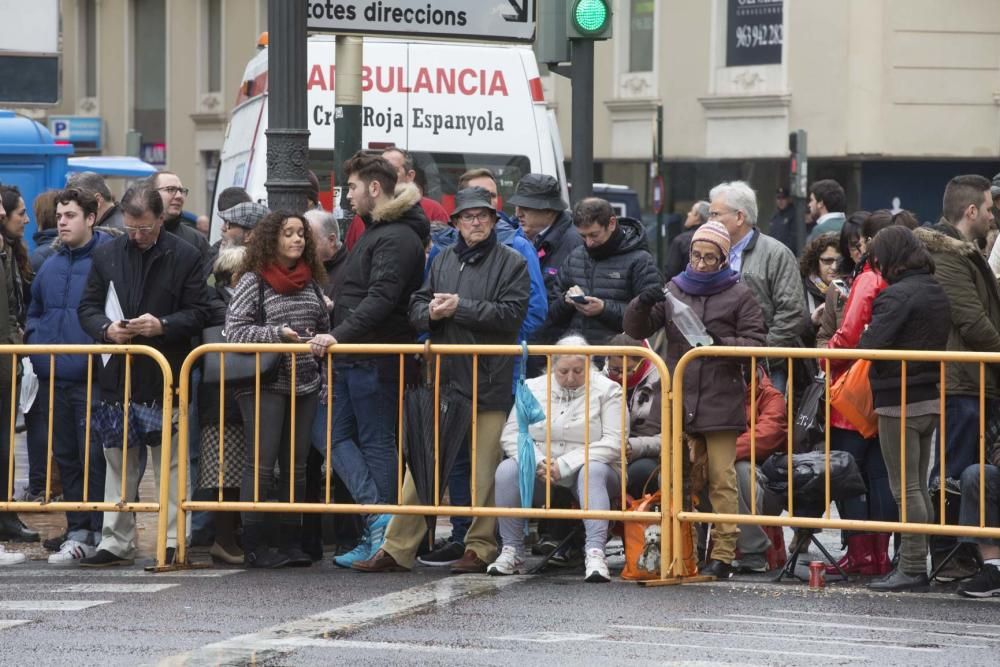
826, 261, 887, 430
735, 370, 787, 462
345, 196, 449, 250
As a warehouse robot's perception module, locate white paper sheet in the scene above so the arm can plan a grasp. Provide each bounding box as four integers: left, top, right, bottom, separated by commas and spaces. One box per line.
103, 281, 124, 366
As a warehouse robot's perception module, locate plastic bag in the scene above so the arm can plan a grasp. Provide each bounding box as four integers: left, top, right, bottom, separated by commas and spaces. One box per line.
18, 357, 38, 414
665, 290, 713, 347
829, 359, 877, 438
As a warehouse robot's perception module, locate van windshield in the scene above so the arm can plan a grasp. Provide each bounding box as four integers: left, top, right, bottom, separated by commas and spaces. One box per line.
308, 150, 531, 216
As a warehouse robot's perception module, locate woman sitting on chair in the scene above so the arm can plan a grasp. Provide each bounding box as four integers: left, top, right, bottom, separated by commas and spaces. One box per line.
488, 335, 625, 583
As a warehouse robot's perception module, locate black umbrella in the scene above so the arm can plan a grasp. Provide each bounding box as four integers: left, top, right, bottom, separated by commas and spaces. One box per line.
403, 356, 472, 544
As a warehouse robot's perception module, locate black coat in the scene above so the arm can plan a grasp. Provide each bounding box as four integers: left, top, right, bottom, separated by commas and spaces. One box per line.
858, 269, 951, 408
547, 217, 663, 345
532, 210, 582, 344
332, 183, 429, 346
165, 216, 211, 272
410, 238, 529, 412
78, 230, 211, 404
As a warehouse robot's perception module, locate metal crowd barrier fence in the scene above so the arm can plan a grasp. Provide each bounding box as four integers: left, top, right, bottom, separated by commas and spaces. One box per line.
0, 345, 174, 568
173, 343, 672, 576
666, 346, 1000, 583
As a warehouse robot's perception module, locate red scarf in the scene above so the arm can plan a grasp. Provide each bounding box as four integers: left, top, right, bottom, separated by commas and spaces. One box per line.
260, 261, 312, 295
626, 358, 652, 388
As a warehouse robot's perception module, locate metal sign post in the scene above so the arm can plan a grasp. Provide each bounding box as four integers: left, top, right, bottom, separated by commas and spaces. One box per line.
307, 0, 536, 43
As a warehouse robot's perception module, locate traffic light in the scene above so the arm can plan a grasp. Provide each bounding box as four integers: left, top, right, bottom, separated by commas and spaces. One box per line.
567, 0, 612, 40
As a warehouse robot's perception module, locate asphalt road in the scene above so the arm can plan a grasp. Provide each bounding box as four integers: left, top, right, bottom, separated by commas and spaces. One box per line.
0, 538, 998, 667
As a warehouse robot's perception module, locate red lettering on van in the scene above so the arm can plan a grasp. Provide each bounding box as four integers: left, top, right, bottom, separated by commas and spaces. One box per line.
303, 64, 508, 96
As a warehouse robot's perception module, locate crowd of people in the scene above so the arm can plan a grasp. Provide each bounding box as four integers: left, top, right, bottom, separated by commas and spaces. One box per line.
0, 152, 998, 598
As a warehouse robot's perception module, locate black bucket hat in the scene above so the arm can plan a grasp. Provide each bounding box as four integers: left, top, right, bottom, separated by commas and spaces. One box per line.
507, 173, 567, 211
451, 186, 497, 218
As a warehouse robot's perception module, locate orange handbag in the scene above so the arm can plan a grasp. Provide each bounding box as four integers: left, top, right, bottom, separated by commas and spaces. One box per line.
621, 468, 698, 580
829, 359, 878, 438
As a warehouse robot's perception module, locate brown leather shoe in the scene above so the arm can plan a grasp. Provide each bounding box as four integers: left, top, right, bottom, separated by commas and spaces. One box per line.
352, 549, 410, 573
450, 549, 488, 574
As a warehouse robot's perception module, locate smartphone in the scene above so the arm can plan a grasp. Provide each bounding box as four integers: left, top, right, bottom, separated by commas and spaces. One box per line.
831, 279, 850, 297
570, 294, 589, 304
118, 319, 130, 327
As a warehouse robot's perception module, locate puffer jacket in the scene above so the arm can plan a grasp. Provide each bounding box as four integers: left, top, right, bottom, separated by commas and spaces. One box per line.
532, 209, 582, 343
409, 234, 529, 412
735, 369, 787, 462
333, 183, 430, 346
29, 228, 58, 272
915, 225, 1000, 399
547, 217, 662, 345
624, 278, 767, 433
499, 370, 625, 485
25, 230, 114, 381
739, 229, 808, 349
858, 269, 951, 408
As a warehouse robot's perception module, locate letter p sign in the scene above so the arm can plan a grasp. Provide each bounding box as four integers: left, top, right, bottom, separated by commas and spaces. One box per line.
52, 120, 69, 139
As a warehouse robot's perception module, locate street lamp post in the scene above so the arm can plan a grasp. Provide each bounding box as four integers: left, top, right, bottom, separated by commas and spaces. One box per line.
265, 0, 310, 213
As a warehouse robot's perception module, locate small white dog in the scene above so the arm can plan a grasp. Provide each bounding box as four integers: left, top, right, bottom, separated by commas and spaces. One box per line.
637, 524, 660, 573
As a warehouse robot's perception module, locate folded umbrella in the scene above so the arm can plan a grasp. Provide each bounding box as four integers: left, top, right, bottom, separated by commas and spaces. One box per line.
515, 343, 546, 528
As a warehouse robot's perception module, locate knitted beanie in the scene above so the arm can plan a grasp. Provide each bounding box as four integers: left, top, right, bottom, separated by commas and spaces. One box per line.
691, 220, 732, 257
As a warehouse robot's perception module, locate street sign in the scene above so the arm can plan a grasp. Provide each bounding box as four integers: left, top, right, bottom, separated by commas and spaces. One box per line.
49, 116, 103, 150
307, 0, 536, 43
651, 175, 665, 215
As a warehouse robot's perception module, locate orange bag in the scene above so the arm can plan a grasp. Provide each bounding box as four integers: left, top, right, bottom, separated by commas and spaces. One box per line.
829, 359, 878, 438
621, 490, 698, 581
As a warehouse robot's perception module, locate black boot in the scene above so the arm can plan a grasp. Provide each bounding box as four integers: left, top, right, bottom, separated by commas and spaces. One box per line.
0, 513, 40, 542
868, 567, 930, 592
242, 522, 289, 569
279, 523, 312, 568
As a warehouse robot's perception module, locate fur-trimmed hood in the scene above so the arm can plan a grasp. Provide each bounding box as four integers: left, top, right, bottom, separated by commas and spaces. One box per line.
913, 225, 979, 260
369, 181, 429, 244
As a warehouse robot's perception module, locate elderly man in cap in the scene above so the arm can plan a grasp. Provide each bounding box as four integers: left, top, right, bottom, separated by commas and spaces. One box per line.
353, 186, 529, 574
219, 201, 267, 249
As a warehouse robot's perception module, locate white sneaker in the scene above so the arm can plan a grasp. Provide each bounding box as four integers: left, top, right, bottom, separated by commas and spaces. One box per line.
48, 540, 96, 565
0, 545, 26, 566
584, 548, 610, 583
487, 546, 525, 576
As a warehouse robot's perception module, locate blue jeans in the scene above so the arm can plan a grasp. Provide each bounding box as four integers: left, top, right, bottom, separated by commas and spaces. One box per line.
446, 444, 472, 544
958, 464, 1000, 547
830, 426, 897, 524
328, 361, 399, 507
932, 396, 1000, 485
49, 381, 105, 542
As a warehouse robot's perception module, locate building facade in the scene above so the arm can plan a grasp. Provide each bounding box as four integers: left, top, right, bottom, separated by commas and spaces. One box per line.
545, 0, 1000, 226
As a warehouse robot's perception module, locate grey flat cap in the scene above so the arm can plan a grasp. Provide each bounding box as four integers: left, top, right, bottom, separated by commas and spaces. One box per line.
220, 201, 269, 230
507, 173, 567, 211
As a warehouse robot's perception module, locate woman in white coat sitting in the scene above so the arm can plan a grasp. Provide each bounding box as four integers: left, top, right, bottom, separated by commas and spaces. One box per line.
487, 335, 626, 582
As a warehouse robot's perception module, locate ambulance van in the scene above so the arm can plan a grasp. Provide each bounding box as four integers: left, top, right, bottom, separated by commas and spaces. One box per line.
211, 35, 567, 241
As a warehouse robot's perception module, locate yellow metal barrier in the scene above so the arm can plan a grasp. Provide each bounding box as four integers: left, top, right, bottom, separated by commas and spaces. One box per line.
175, 343, 673, 576
0, 345, 174, 568
667, 346, 1000, 582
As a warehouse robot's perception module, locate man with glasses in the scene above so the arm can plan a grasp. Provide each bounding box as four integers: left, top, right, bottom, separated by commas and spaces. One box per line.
546, 197, 661, 346
709, 181, 805, 394
150, 171, 211, 267
77, 183, 210, 566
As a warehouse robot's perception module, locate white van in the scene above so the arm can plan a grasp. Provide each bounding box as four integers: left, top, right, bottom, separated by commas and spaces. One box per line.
211, 35, 567, 242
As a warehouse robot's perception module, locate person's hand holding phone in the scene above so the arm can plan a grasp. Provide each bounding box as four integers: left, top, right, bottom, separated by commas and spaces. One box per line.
124, 313, 163, 338
106, 320, 132, 344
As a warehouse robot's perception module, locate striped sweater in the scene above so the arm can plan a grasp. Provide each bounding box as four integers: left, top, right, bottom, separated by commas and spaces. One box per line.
225, 271, 329, 396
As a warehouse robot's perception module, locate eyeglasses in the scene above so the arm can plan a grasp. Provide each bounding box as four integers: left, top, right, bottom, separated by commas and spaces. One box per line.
819, 257, 839, 265
458, 211, 493, 223
708, 208, 736, 220
689, 251, 721, 267
157, 186, 189, 196
124, 224, 157, 234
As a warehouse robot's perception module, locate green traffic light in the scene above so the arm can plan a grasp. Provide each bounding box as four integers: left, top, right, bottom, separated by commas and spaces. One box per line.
573, 0, 609, 35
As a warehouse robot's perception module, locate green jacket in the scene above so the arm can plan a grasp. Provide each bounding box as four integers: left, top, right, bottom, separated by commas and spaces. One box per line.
739, 228, 808, 349
0, 246, 20, 396
914, 225, 1000, 398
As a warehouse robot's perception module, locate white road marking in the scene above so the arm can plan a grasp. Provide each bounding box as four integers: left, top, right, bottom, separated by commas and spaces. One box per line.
685, 615, 1000, 643
614, 624, 975, 652
47, 583, 179, 593
0, 569, 242, 578
591, 637, 861, 661
155, 574, 528, 667
703, 578, 1000, 604
0, 600, 111, 611
0, 620, 32, 631
774, 609, 1000, 632
495, 631, 605, 643
265, 638, 497, 654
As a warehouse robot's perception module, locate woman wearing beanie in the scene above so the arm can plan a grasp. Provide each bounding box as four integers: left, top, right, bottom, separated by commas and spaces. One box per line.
624, 220, 767, 579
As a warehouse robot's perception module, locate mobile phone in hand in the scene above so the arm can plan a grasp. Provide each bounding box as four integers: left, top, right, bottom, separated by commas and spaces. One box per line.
119, 319, 131, 327
570, 294, 588, 304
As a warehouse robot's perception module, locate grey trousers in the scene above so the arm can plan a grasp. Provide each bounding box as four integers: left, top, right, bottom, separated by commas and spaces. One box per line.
878, 414, 936, 574
496, 458, 620, 553
735, 461, 772, 556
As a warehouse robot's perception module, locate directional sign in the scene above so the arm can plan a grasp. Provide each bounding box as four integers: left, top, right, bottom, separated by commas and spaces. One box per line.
307, 0, 535, 43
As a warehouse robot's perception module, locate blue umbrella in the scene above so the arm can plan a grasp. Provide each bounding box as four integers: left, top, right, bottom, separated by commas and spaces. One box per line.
515, 342, 546, 525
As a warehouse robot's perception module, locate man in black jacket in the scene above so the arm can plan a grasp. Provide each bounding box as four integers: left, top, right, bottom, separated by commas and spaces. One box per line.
77, 184, 210, 566
150, 171, 211, 268
509, 173, 580, 300
353, 186, 529, 575
308, 152, 429, 568
547, 197, 663, 345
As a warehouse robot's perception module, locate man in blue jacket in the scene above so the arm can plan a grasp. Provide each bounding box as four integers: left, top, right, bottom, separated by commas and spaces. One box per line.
25, 188, 114, 564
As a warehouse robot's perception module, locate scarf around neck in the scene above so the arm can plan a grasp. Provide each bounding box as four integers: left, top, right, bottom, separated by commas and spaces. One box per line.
586, 224, 626, 260
260, 261, 313, 295
455, 227, 498, 265
672, 266, 740, 297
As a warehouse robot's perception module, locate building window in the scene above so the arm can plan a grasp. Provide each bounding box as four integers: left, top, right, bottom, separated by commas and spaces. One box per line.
205, 0, 222, 93
133, 0, 166, 145
628, 0, 655, 73
81, 0, 98, 97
